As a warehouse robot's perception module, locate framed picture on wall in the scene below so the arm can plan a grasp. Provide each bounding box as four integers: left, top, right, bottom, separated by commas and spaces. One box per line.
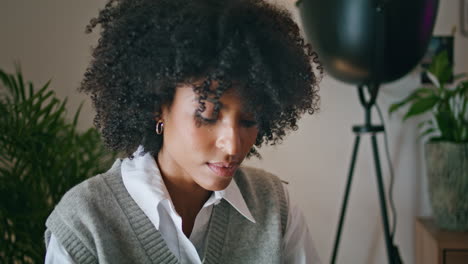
462, 0, 468, 36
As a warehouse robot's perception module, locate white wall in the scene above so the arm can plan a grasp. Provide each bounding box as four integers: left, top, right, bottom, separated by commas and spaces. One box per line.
1, 0, 467, 263
0, 0, 102, 124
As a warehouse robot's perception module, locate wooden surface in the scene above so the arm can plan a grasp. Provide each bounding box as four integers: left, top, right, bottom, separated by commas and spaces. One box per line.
415, 218, 468, 264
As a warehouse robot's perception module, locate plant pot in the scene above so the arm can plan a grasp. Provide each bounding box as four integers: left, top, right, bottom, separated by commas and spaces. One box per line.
425, 141, 468, 231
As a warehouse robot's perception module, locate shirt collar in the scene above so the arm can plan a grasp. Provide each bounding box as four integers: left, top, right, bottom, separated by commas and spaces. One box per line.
121, 146, 256, 229
121, 146, 170, 229
222, 177, 256, 223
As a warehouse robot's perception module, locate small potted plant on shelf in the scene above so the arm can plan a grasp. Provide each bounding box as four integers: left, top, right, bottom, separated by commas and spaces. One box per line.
389, 50, 468, 231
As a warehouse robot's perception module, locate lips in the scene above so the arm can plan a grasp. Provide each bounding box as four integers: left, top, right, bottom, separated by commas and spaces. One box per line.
206, 162, 239, 177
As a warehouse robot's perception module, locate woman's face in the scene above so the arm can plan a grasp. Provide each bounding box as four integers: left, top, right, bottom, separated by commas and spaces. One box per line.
157, 83, 259, 191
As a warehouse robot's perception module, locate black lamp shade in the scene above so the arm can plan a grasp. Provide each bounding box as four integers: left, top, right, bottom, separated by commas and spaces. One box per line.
296, 0, 439, 84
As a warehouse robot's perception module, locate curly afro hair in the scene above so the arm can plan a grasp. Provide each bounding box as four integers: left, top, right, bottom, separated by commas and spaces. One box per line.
80, 0, 322, 158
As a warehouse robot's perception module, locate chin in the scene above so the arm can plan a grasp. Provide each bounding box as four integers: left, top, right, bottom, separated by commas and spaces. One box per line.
199, 178, 232, 191
196, 171, 233, 191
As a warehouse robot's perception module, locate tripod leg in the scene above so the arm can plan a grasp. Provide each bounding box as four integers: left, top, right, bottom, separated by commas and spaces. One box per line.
330, 134, 361, 264
370, 134, 400, 264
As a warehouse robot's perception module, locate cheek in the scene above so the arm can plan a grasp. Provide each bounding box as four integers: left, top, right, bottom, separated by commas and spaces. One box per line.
187, 123, 215, 150
241, 128, 259, 149
164, 114, 200, 152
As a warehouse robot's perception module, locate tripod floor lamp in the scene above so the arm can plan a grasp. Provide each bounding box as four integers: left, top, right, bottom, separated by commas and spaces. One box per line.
296, 0, 440, 263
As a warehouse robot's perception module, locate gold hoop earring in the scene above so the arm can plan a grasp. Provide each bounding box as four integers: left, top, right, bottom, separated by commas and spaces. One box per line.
156, 120, 164, 135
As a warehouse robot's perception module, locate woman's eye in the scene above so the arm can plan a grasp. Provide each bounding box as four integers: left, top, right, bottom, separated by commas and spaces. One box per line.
195, 113, 217, 125
194, 112, 257, 128
201, 117, 217, 124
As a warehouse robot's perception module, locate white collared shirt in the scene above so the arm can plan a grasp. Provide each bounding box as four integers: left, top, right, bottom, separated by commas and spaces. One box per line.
45, 147, 321, 263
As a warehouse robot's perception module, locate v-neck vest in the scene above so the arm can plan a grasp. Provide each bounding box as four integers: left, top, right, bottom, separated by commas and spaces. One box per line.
45, 160, 288, 264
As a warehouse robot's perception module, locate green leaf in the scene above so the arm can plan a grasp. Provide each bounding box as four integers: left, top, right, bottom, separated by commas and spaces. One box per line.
402, 96, 439, 121
456, 81, 468, 96
73, 102, 84, 128
7, 75, 20, 102
388, 87, 434, 115
0, 70, 13, 90
417, 120, 432, 129
434, 111, 457, 141
428, 50, 452, 84
15, 70, 26, 102
418, 127, 436, 140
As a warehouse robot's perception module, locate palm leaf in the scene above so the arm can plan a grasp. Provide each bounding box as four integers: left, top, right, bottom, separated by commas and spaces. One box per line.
0, 67, 117, 263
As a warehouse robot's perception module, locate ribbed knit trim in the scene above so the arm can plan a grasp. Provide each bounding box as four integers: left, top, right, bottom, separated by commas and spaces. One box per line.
103, 161, 179, 264
46, 211, 97, 264
273, 178, 288, 237
202, 199, 230, 264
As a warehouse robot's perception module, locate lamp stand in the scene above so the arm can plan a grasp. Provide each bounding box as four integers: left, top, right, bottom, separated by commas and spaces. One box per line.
330, 84, 403, 264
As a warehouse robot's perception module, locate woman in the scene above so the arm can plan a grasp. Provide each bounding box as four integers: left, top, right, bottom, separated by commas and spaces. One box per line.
45, 0, 322, 263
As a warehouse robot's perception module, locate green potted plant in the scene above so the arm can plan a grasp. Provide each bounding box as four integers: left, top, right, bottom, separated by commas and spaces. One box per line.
0, 68, 116, 263
389, 51, 468, 231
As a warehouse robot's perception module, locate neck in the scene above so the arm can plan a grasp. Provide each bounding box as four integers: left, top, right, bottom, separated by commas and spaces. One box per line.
162, 172, 212, 215
155, 151, 212, 236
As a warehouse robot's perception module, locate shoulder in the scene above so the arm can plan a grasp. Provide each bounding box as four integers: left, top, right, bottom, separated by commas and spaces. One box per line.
57, 160, 122, 209
45, 159, 124, 248
236, 166, 287, 192
54, 174, 106, 213
235, 166, 289, 235
237, 166, 283, 183
46, 159, 123, 225
44, 160, 124, 262
235, 166, 287, 206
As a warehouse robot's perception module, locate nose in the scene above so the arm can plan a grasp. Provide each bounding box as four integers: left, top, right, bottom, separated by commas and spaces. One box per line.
215, 123, 241, 156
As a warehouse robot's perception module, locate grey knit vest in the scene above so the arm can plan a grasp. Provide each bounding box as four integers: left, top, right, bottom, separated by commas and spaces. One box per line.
45, 159, 288, 264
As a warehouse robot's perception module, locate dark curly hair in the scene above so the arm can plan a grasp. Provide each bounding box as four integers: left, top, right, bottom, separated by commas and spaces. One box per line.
80, 0, 322, 158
